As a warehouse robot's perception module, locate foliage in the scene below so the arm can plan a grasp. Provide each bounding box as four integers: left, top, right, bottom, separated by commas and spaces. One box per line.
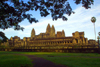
0, 0, 94, 31
91, 16, 96, 23
0, 39, 2, 45
0, 44, 9, 51
0, 31, 8, 43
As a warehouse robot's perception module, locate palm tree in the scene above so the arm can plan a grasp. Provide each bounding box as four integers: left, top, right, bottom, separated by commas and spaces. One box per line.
91, 17, 96, 45
98, 32, 100, 45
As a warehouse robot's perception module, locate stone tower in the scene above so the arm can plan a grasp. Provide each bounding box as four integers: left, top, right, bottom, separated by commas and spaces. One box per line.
62, 30, 65, 37
31, 28, 35, 39
46, 24, 51, 34
74, 31, 79, 38
51, 25, 55, 37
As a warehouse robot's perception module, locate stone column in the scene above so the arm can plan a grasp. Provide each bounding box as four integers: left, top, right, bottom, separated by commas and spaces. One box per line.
73, 39, 76, 44
78, 39, 80, 43
85, 38, 88, 45
25, 41, 27, 46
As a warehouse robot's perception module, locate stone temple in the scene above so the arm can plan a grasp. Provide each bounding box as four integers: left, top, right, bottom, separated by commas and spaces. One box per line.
7, 23, 91, 47
1, 23, 99, 52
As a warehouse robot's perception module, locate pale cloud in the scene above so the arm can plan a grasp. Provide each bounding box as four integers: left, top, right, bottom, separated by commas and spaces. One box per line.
0, 2, 100, 40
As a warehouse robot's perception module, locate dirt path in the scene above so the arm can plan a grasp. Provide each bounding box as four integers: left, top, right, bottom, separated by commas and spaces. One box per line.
25, 55, 68, 67
16, 54, 68, 67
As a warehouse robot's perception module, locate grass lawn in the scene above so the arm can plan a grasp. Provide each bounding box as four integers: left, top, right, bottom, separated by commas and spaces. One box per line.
0, 52, 33, 67
0, 51, 100, 67
38, 55, 100, 67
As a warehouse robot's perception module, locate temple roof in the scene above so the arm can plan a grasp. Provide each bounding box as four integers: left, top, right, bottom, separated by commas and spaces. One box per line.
72, 32, 84, 35
13, 36, 20, 39
33, 37, 74, 40
88, 39, 95, 41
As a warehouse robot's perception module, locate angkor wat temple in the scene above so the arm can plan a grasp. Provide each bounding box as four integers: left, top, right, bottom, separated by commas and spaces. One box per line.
8, 23, 89, 46
1, 24, 99, 52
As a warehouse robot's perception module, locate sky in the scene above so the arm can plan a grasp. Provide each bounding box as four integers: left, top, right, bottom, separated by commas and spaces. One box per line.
0, 0, 100, 41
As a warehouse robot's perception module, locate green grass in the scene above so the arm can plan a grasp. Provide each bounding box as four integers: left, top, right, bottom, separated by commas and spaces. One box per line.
0, 51, 100, 67
0, 51, 99, 56
0, 53, 33, 67
37, 55, 100, 67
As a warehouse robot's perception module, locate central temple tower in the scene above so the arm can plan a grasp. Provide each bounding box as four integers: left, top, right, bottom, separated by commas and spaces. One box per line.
50, 25, 55, 37
46, 24, 56, 37
46, 24, 51, 34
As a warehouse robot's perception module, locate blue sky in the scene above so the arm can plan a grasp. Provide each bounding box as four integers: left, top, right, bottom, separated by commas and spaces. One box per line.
0, 0, 100, 41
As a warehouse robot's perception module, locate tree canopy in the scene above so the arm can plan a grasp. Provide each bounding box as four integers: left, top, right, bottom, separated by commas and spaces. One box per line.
0, 31, 8, 44
0, 0, 94, 31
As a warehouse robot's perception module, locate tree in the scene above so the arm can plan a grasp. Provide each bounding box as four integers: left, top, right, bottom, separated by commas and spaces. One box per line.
0, 39, 2, 45
0, 31, 8, 43
0, 0, 94, 31
91, 17, 96, 42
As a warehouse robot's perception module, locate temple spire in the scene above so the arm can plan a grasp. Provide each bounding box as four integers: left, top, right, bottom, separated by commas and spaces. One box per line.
31, 28, 35, 39
46, 23, 51, 34
51, 25, 55, 37
62, 30, 65, 37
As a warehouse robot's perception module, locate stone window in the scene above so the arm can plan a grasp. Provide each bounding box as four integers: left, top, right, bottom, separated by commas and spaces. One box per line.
70, 41, 72, 43
58, 42, 59, 44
